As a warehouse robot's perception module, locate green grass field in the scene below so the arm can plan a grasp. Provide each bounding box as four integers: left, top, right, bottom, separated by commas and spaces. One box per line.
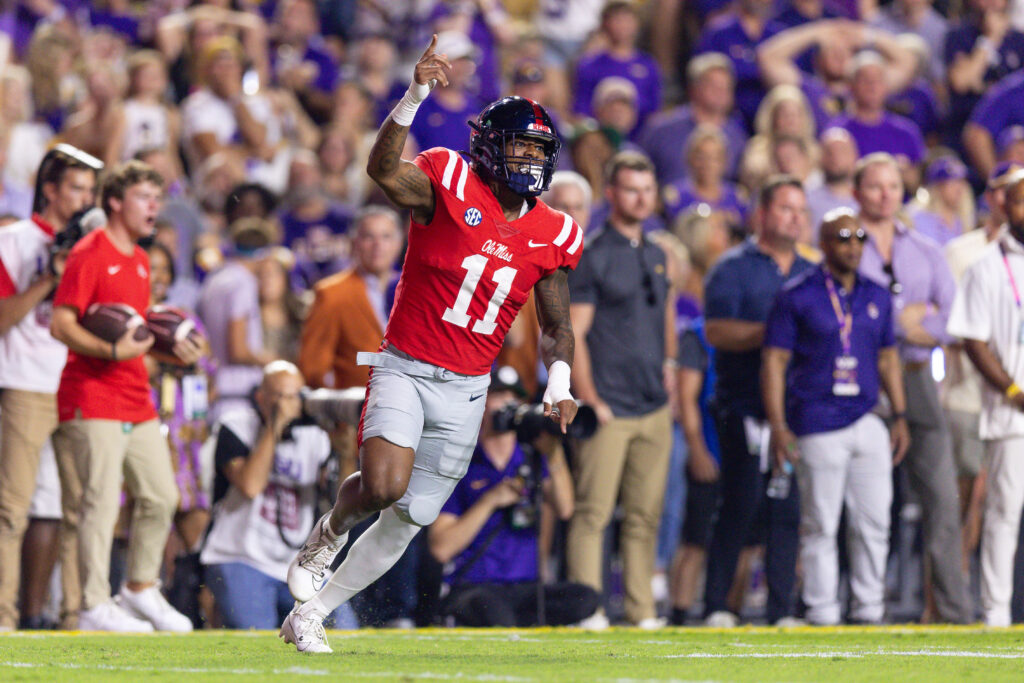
3, 625, 1024, 682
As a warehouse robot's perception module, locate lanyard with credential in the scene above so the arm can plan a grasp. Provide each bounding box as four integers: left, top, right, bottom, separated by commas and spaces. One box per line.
823, 268, 853, 357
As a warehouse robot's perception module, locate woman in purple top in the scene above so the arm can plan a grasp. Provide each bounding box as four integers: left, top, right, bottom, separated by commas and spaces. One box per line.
907, 157, 975, 247
663, 126, 748, 226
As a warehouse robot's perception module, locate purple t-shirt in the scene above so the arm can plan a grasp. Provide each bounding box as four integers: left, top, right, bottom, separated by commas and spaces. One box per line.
943, 23, 1024, 148
278, 202, 354, 248
440, 444, 547, 586
765, 4, 842, 74
764, 267, 895, 436
831, 112, 925, 163
696, 15, 783, 127
638, 105, 748, 183
886, 78, 942, 138
801, 73, 846, 135
573, 50, 663, 129
969, 70, 1024, 140
662, 178, 748, 225
409, 96, 484, 153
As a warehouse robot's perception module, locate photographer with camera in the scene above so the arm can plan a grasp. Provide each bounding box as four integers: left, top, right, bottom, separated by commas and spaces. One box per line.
0, 144, 101, 630
201, 361, 355, 629
428, 367, 600, 628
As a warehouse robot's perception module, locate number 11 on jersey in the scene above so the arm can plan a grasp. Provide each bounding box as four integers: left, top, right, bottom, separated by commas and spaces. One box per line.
442, 254, 518, 335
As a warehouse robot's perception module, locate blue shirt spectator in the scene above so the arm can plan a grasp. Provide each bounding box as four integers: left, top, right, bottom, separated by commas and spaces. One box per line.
704, 239, 814, 416
764, 266, 895, 436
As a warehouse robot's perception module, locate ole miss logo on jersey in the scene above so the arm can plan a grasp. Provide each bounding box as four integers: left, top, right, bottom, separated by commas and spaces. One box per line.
384, 148, 584, 376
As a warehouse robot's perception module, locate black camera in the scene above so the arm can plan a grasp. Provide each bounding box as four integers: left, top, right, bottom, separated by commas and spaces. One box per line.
491, 401, 598, 442
298, 386, 366, 431
507, 460, 543, 530
51, 206, 107, 260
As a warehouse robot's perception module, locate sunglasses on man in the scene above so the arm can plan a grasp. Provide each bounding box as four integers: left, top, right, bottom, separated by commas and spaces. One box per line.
834, 227, 868, 243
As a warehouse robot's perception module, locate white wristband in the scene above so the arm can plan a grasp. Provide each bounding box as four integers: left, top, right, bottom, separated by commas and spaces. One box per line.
543, 360, 574, 407
390, 81, 432, 127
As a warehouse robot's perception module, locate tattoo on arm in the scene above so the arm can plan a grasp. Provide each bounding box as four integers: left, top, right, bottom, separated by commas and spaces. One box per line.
535, 267, 575, 367
367, 117, 435, 219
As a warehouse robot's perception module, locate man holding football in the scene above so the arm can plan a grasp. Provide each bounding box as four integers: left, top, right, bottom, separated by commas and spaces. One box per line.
280, 35, 583, 653
50, 160, 203, 632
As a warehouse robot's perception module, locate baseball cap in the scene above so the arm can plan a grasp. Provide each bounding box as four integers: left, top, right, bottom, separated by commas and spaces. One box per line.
434, 30, 477, 62
925, 157, 967, 184
988, 161, 1023, 189
490, 365, 528, 398
592, 76, 637, 109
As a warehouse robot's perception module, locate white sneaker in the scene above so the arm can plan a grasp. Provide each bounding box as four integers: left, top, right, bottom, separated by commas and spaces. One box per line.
78, 600, 154, 632
280, 603, 332, 654
574, 611, 610, 631
636, 617, 667, 630
704, 610, 740, 628
288, 513, 348, 603
117, 584, 193, 632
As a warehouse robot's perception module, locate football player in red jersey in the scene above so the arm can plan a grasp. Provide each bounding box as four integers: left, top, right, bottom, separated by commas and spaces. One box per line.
280, 35, 584, 652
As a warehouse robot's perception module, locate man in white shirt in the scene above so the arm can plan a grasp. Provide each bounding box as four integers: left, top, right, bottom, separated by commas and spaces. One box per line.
0, 146, 101, 630
201, 361, 353, 629
947, 169, 1024, 626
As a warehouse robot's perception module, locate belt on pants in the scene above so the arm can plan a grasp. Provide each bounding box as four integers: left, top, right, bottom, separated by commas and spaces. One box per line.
356, 350, 477, 381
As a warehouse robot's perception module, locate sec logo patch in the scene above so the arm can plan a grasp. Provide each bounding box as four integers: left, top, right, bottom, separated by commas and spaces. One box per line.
464, 207, 482, 226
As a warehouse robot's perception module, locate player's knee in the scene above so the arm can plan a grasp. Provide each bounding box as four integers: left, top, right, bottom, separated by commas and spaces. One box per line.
360, 474, 406, 512
392, 494, 443, 527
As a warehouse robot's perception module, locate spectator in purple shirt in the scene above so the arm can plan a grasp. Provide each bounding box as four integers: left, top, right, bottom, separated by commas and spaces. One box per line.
408, 31, 484, 154
759, 19, 919, 135
766, 0, 843, 73
695, 0, 781, 127
907, 157, 974, 247
271, 0, 340, 124
573, 1, 662, 131
964, 70, 1024, 178
428, 368, 599, 627
853, 152, 971, 624
639, 53, 748, 185
830, 52, 926, 169
663, 126, 748, 226
944, 0, 1024, 153
885, 34, 944, 144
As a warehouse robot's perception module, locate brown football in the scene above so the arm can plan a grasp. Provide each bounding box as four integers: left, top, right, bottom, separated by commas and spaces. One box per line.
146, 305, 204, 363
81, 303, 151, 344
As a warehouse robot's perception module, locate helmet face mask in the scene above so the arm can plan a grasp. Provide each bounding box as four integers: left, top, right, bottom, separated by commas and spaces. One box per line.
469, 96, 561, 198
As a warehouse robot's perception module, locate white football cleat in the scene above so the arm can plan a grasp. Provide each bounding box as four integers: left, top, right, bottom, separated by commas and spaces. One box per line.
287, 513, 348, 602
280, 603, 332, 654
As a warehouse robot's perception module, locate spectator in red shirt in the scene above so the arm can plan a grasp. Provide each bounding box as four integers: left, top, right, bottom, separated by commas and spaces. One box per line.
50, 161, 203, 633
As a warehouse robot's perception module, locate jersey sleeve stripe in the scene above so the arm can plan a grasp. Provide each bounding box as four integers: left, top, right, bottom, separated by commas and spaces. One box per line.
552, 213, 573, 246
441, 149, 459, 190
0, 258, 16, 298
567, 223, 583, 255
455, 157, 468, 201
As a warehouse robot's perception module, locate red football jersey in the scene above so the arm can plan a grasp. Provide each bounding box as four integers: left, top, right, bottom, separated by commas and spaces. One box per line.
385, 148, 584, 375
53, 229, 157, 424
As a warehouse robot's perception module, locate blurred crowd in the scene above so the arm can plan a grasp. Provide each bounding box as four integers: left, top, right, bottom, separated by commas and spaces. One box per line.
2, 0, 1024, 631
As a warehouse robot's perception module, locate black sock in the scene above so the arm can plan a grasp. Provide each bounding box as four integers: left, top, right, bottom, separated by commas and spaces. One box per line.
670, 607, 689, 625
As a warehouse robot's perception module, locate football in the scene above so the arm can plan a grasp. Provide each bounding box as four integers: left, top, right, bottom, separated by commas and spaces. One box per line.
146, 305, 204, 363
81, 303, 151, 344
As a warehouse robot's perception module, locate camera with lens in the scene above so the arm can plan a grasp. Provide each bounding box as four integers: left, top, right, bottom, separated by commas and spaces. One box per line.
507, 459, 543, 530
298, 386, 366, 431
490, 401, 598, 443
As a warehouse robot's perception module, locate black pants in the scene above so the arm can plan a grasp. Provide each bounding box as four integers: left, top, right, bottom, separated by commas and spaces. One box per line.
442, 581, 599, 627
703, 406, 800, 623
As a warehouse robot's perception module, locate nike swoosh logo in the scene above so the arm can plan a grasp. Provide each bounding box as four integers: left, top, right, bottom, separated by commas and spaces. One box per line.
527, 240, 547, 248
469, 394, 485, 401
108, 265, 122, 275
